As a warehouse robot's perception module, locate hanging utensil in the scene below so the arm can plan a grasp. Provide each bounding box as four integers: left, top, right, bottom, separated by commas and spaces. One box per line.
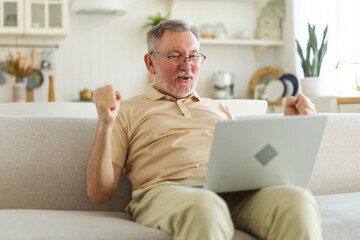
49, 75, 55, 102
26, 49, 43, 102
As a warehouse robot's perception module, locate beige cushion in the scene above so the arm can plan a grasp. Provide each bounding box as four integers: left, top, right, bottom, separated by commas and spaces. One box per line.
316, 192, 360, 240
307, 113, 360, 195
0, 209, 258, 240
0, 210, 171, 240
0, 116, 131, 211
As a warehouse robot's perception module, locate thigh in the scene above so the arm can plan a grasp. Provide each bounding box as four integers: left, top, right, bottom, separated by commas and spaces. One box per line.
221, 186, 321, 240
129, 181, 234, 239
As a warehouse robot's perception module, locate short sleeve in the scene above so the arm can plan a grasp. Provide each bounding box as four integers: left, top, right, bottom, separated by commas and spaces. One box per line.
111, 113, 129, 168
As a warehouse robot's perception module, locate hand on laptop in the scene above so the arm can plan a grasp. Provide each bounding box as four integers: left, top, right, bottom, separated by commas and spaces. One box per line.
283, 93, 316, 116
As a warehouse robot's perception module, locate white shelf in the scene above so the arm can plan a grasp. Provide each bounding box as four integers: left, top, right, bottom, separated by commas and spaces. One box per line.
172, 0, 269, 2
170, 0, 270, 19
169, 0, 281, 60
200, 38, 285, 46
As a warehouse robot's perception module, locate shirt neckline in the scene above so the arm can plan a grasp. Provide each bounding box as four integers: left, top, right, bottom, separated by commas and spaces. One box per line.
145, 84, 201, 102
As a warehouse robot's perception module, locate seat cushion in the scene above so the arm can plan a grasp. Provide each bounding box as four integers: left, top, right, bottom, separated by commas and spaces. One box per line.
0, 210, 171, 240
316, 192, 360, 240
0, 209, 257, 240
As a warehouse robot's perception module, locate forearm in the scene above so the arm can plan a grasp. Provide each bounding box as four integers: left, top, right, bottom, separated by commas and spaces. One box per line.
87, 123, 118, 204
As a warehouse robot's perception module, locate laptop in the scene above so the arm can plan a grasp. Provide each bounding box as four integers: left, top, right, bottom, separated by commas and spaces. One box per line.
202, 114, 327, 193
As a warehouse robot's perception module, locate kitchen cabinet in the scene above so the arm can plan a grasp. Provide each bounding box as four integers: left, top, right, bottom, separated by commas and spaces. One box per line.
337, 97, 360, 113
0, 0, 68, 36
0, 0, 24, 34
338, 103, 360, 113
24, 0, 69, 36
306, 97, 359, 113
266, 97, 339, 114
266, 101, 282, 113
266, 97, 360, 114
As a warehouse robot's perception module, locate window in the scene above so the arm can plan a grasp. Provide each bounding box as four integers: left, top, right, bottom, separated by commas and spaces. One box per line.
336, 0, 360, 94
294, 0, 360, 95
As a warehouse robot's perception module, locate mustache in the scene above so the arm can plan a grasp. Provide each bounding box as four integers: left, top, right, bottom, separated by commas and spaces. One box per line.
173, 71, 194, 80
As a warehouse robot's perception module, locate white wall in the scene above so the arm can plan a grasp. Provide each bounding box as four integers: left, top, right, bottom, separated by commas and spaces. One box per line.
0, 0, 294, 103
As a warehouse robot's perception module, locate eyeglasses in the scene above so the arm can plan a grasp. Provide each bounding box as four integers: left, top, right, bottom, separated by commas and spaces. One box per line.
150, 51, 206, 65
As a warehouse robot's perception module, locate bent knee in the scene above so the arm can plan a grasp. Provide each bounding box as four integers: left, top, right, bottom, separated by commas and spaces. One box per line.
267, 186, 319, 217
189, 190, 227, 209
182, 190, 230, 219
273, 186, 315, 205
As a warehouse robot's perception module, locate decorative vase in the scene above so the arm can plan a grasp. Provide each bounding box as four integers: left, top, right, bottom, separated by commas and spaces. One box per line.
13, 77, 27, 102
300, 77, 330, 97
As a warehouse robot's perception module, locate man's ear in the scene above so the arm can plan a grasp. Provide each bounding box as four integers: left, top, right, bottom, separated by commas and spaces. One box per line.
144, 53, 156, 75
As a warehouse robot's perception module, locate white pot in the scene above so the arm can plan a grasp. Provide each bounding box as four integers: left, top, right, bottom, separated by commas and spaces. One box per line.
12, 77, 27, 102
300, 77, 330, 97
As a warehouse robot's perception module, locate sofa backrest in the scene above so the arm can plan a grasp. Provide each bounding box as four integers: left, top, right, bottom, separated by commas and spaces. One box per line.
306, 113, 360, 196
0, 99, 267, 211
218, 99, 268, 115
0, 102, 98, 118
5, 103, 357, 210
0, 100, 268, 117
0, 116, 131, 211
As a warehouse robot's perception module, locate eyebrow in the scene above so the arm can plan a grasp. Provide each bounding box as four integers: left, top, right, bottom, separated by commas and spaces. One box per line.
166, 49, 199, 55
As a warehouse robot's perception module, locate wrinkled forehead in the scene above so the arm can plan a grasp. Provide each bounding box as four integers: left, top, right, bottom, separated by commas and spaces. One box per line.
156, 30, 200, 53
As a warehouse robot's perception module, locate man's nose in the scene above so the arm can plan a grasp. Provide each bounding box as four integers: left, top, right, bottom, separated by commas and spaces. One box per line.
180, 57, 192, 70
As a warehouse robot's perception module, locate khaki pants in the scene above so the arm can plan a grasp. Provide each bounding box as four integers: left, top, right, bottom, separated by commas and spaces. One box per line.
128, 177, 322, 240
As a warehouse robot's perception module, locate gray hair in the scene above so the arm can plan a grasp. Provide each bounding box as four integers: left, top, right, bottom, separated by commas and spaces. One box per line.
146, 19, 200, 53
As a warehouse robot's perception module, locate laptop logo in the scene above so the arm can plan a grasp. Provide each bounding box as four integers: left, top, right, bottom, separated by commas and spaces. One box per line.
255, 144, 278, 166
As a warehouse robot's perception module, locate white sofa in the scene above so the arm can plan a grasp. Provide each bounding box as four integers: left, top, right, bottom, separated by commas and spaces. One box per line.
0, 102, 359, 240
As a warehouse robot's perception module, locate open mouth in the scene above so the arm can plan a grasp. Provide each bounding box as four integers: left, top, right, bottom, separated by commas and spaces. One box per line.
178, 75, 192, 81
173, 71, 194, 82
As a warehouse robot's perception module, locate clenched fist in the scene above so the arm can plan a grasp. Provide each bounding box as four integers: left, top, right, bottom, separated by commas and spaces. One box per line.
93, 85, 121, 128
284, 93, 316, 116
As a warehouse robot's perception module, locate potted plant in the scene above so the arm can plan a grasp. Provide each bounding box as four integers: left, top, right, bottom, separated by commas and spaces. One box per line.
143, 12, 170, 29
296, 23, 328, 96
0, 51, 39, 102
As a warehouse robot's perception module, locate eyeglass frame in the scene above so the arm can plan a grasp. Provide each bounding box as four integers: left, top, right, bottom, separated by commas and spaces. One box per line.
150, 51, 206, 65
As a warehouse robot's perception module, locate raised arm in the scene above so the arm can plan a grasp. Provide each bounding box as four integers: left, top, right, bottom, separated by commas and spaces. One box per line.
87, 85, 122, 205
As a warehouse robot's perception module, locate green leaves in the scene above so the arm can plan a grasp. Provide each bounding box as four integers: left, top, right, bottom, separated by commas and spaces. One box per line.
269, 0, 286, 18
143, 13, 170, 29
296, 23, 328, 77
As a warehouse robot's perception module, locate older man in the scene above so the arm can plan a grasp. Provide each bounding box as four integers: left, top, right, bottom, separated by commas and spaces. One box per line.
86, 19, 321, 240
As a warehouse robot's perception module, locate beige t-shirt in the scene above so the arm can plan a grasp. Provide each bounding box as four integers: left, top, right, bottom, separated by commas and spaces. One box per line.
112, 85, 235, 190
